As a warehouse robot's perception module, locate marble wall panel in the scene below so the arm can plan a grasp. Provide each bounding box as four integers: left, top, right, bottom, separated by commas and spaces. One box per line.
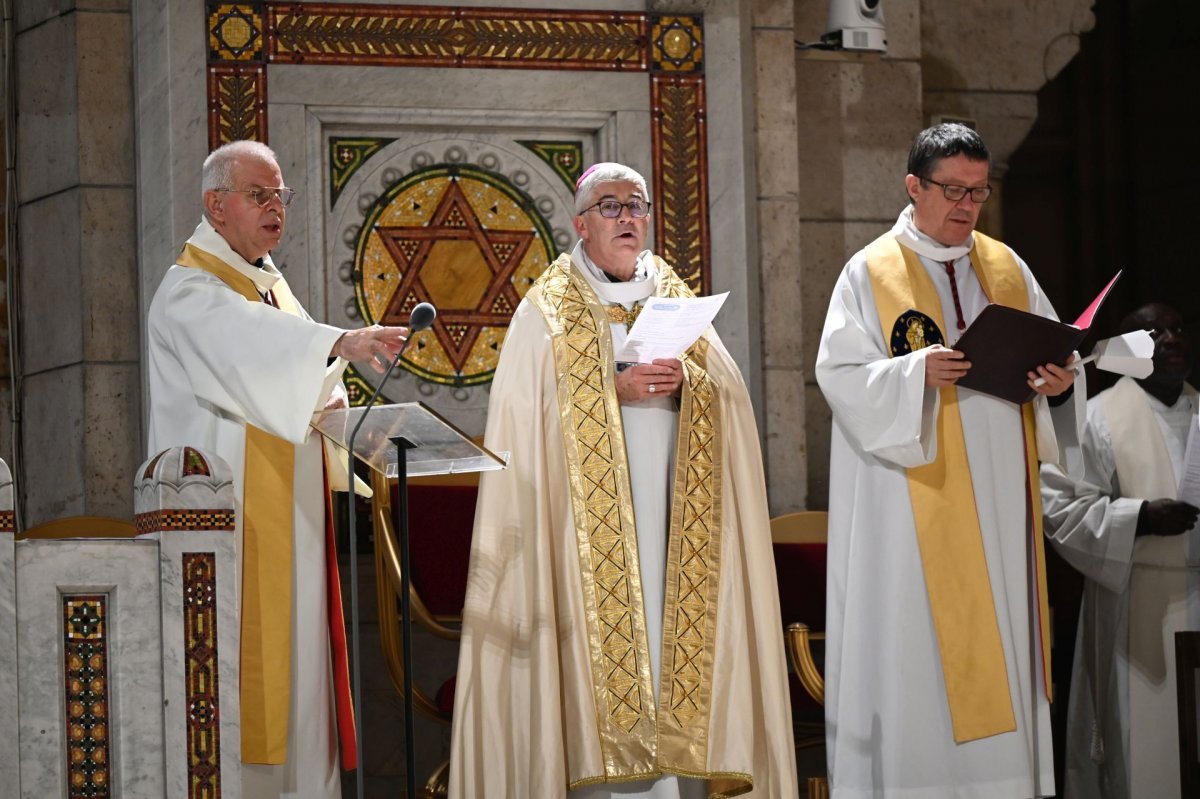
158, 533, 240, 799
15, 539, 164, 799
0, 513, 15, 793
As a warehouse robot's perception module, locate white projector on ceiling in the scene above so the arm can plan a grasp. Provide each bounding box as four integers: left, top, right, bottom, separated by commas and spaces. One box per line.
823, 0, 888, 53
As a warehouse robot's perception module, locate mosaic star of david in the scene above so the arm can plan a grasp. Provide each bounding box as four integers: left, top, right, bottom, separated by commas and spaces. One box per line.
375, 178, 535, 373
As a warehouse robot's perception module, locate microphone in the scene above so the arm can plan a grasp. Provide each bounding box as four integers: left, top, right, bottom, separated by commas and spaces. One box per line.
343, 300, 436, 798
407, 301, 436, 336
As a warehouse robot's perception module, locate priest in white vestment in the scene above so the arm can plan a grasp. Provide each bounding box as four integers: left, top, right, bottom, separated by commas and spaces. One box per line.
1041, 302, 1199, 799
146, 141, 410, 799
816, 123, 1084, 798
449, 163, 798, 798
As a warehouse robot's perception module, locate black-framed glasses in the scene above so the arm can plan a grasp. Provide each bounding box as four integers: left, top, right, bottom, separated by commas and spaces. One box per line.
921, 178, 992, 204
582, 199, 652, 219
217, 186, 297, 207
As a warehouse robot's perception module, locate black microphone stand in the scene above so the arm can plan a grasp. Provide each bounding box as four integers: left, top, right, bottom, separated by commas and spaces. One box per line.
344, 307, 433, 799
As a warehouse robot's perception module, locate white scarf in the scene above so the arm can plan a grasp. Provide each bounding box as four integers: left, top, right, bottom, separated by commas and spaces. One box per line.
570, 239, 658, 307
891, 205, 974, 261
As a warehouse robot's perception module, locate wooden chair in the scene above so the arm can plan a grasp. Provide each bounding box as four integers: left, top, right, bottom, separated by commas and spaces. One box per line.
771, 510, 829, 799
371, 469, 477, 798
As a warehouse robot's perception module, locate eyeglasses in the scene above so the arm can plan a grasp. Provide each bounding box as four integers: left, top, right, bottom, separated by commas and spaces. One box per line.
217, 186, 297, 207
920, 177, 992, 204
582, 199, 652, 219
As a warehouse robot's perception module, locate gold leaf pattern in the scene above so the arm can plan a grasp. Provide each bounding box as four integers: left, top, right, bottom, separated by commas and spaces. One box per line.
267, 8, 647, 70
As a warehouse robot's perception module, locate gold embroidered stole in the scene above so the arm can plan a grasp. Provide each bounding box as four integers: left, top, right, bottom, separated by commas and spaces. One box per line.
865, 231, 1051, 743
530, 254, 741, 789
177, 242, 298, 764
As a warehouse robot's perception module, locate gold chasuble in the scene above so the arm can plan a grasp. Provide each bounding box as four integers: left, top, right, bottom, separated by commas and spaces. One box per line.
449, 249, 798, 798
529, 254, 744, 792
177, 243, 299, 764
864, 232, 1053, 744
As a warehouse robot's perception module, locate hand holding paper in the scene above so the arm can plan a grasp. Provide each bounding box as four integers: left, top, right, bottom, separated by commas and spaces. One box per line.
613, 292, 729, 363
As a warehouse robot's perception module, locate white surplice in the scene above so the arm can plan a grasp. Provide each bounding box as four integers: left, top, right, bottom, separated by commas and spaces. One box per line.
815, 209, 1084, 799
1041, 377, 1198, 799
146, 218, 348, 799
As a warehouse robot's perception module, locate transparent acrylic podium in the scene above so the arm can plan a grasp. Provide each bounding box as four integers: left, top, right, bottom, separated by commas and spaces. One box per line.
313, 402, 506, 799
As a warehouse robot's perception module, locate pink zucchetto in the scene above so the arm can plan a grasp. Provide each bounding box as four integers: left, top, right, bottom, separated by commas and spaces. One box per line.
573, 162, 649, 214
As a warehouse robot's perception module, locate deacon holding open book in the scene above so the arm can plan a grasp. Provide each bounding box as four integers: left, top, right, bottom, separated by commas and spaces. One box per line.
449, 163, 797, 798
816, 123, 1085, 797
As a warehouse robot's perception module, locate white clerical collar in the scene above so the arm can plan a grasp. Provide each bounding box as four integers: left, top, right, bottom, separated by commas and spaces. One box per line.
185, 217, 283, 292
570, 240, 657, 306
892, 205, 974, 262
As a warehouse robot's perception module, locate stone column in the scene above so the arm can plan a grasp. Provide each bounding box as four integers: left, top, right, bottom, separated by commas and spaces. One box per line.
13, 2, 141, 524
794, 0, 925, 509
754, 0, 806, 514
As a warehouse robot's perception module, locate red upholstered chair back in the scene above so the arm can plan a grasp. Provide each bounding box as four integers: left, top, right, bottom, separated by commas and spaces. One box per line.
394, 471, 479, 621
770, 511, 828, 730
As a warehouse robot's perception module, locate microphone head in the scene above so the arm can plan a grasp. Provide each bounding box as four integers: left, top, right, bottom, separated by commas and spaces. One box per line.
409, 302, 437, 333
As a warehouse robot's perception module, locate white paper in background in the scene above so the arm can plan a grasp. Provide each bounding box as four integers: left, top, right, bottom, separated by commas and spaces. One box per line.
613, 292, 729, 363
1094, 329, 1155, 379
1179, 411, 1200, 628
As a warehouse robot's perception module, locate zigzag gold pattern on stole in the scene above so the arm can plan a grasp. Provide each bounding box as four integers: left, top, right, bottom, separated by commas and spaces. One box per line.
530, 253, 657, 774
654, 267, 723, 772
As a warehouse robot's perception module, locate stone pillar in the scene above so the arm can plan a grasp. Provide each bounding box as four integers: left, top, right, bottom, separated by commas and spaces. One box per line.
794, 0, 925, 509
135, 445, 240, 799
13, 2, 141, 524
755, 0, 807, 514
0, 459, 17, 794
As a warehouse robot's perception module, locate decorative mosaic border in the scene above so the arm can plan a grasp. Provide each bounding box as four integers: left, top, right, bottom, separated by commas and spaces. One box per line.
183, 553, 222, 799
0, 510, 14, 534
134, 509, 237, 536
205, 1, 711, 292
64, 595, 111, 799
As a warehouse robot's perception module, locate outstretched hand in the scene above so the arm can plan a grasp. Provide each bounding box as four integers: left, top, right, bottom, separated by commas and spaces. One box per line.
332, 325, 409, 373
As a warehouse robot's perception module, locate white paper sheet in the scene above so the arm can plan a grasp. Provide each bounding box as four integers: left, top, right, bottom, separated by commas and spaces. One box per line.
613, 292, 729, 363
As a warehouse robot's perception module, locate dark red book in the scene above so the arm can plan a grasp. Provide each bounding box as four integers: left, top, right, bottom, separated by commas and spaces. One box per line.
952, 271, 1121, 404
